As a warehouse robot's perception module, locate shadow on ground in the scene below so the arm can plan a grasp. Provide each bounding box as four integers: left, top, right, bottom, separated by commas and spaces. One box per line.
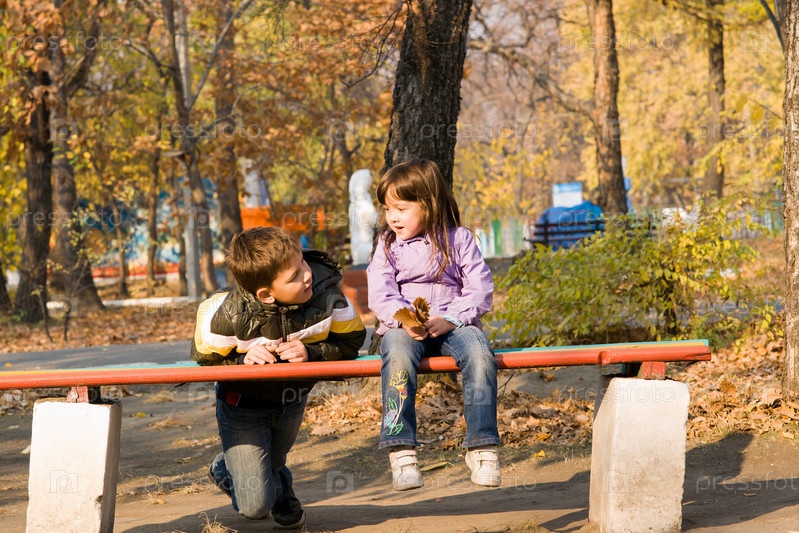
682, 432, 799, 531
3, 376, 799, 532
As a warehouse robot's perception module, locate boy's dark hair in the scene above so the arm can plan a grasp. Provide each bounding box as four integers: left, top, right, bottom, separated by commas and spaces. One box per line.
226, 226, 301, 295
376, 158, 461, 276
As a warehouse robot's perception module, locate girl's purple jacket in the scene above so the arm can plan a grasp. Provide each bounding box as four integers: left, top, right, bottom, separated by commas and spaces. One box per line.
367, 226, 493, 336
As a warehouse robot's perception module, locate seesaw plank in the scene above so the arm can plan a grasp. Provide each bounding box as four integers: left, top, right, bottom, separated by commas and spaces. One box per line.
0, 341, 711, 390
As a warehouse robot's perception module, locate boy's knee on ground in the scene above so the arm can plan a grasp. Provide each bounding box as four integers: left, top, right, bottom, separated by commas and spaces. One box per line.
237, 498, 274, 520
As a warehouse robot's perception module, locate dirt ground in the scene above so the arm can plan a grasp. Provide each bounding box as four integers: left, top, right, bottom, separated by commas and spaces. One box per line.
2, 368, 799, 533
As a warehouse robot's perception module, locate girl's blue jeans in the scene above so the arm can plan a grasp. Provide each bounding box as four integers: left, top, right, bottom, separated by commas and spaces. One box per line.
212, 395, 306, 519
379, 325, 500, 449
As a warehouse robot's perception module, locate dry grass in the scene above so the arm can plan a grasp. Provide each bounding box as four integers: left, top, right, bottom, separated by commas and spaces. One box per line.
199, 513, 238, 533
506, 519, 544, 532
149, 415, 191, 430
144, 389, 175, 403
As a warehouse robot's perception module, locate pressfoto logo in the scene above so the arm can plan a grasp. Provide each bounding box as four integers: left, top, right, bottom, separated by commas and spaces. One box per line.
740, 31, 768, 54
52, 119, 78, 142
602, 118, 630, 142
186, 382, 216, 405
603, 471, 629, 494
326, 470, 355, 494
556, 32, 676, 53
463, 384, 495, 408
50, 471, 79, 493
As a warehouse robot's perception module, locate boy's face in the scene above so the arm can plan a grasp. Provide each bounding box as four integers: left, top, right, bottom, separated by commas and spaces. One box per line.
256, 250, 313, 305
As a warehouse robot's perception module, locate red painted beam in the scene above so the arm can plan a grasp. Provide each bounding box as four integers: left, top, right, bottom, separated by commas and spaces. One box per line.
0, 342, 711, 391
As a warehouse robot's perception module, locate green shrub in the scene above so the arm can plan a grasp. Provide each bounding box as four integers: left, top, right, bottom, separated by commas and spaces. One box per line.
494, 197, 777, 349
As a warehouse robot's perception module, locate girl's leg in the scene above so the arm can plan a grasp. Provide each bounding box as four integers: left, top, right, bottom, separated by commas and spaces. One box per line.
379, 328, 426, 448
441, 326, 500, 448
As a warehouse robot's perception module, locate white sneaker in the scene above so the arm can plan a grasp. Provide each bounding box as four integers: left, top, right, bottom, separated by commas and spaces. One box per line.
465, 446, 501, 487
389, 447, 424, 491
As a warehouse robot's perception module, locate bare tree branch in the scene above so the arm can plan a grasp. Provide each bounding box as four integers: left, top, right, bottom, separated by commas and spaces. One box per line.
469, 37, 593, 117
66, 0, 110, 97
127, 39, 169, 78
658, 0, 713, 22
759, 0, 785, 51
341, 6, 404, 88
187, 0, 258, 112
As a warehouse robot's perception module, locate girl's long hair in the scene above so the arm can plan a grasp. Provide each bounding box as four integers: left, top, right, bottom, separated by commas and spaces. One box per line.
375, 159, 461, 277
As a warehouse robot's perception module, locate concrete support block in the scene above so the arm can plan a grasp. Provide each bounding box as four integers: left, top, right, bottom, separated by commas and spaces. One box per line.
26, 399, 122, 533
589, 377, 689, 533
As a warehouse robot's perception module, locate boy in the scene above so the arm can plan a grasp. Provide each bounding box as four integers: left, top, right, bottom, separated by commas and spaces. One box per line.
191, 227, 366, 529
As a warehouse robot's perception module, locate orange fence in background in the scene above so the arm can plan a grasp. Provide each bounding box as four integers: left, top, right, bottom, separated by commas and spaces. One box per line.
241, 205, 326, 233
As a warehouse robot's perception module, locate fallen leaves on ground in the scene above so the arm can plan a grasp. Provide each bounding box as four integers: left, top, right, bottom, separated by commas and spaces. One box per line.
304, 377, 594, 449
672, 333, 792, 442
304, 389, 382, 437
305, 333, 796, 448
0, 305, 195, 354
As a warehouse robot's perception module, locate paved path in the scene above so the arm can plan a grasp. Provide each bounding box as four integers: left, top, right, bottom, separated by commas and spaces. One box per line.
0, 327, 375, 372
1, 341, 192, 371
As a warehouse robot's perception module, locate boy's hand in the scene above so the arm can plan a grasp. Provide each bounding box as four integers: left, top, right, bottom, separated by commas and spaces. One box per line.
243, 344, 278, 365
276, 340, 309, 363
402, 323, 428, 341
425, 316, 456, 338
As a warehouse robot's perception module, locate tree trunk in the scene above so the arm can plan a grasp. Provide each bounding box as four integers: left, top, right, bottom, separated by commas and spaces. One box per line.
704, 0, 725, 199
110, 201, 129, 299
184, 150, 218, 295
783, 1, 799, 395
177, 222, 188, 297
146, 146, 161, 295
215, 1, 243, 286
591, 0, 628, 215
163, 0, 218, 296
14, 76, 53, 323
762, 0, 786, 51
169, 171, 189, 297
775, 0, 786, 32
0, 267, 11, 313
48, 20, 104, 312
383, 0, 473, 188
332, 84, 357, 182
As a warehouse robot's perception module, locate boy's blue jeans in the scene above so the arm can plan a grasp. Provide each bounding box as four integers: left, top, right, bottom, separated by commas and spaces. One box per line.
379, 325, 500, 449
212, 395, 307, 519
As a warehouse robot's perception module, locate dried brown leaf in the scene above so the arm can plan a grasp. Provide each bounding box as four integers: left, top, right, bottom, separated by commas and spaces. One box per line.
413, 297, 430, 322
392, 297, 431, 327
420, 461, 450, 472
758, 388, 782, 407
393, 307, 423, 328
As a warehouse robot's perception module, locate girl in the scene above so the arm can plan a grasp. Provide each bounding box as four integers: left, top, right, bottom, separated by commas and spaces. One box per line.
367, 158, 501, 491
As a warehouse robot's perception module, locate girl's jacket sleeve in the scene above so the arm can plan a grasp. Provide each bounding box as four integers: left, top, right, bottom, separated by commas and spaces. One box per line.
366, 235, 408, 330
444, 227, 493, 326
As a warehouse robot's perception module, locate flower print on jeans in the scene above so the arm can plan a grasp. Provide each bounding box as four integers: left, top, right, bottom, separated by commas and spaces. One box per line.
384, 366, 408, 436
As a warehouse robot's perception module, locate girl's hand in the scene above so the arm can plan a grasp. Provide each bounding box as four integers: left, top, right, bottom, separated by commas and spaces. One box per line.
425, 316, 456, 338
275, 340, 309, 363
402, 323, 429, 340
243, 344, 278, 365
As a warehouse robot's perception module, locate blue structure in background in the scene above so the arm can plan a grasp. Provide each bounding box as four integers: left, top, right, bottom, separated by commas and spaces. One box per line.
529, 200, 604, 250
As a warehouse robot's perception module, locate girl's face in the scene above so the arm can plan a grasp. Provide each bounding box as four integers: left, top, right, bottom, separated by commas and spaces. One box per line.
385, 189, 425, 241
